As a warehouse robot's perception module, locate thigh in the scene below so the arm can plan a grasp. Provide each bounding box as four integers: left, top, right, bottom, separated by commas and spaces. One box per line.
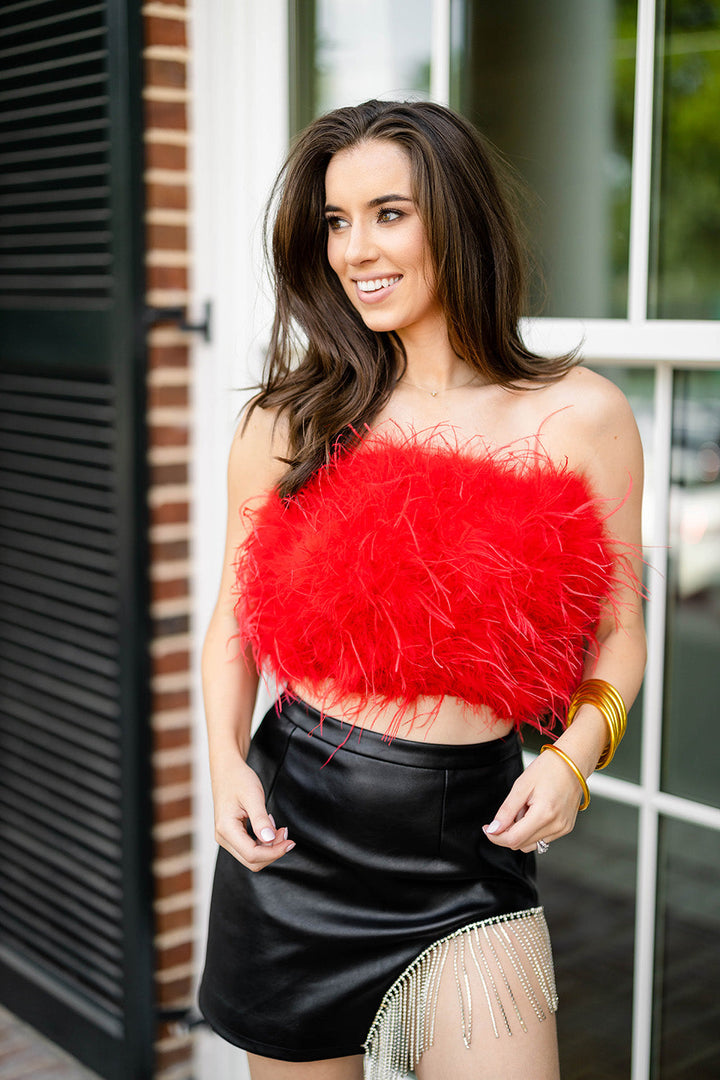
247, 1052, 364, 1080
415, 921, 560, 1080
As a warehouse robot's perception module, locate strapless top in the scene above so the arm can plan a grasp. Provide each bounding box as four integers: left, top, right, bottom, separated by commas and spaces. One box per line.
234, 428, 629, 737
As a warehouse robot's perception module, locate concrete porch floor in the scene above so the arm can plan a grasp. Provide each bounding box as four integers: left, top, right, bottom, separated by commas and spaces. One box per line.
0, 1006, 101, 1080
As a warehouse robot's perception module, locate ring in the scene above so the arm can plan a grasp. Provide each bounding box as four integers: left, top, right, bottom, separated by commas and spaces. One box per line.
536, 839, 550, 855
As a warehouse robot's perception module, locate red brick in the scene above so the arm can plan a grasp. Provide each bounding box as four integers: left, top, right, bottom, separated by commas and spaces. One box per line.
151, 537, 190, 561
151, 577, 189, 603
154, 866, 193, 898
151, 689, 190, 714
147, 219, 188, 246
148, 264, 188, 290
153, 613, 190, 637
151, 501, 189, 527
155, 761, 192, 789
154, 832, 193, 861
149, 424, 189, 448
145, 98, 187, 131
147, 142, 187, 171
156, 976, 193, 1007
157, 940, 193, 970
146, 182, 188, 212
145, 16, 187, 48
153, 647, 190, 674
153, 728, 191, 754
155, 905, 193, 935
155, 798, 193, 827
149, 385, 189, 410
145, 57, 186, 90
148, 344, 189, 368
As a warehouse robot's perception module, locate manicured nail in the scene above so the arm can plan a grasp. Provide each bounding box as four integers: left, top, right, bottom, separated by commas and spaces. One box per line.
484, 821, 501, 835
269, 815, 276, 828
286, 841, 296, 851
282, 827, 288, 841
260, 827, 275, 842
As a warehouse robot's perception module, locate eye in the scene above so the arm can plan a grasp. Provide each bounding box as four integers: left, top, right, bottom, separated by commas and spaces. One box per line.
377, 207, 403, 224
325, 215, 349, 232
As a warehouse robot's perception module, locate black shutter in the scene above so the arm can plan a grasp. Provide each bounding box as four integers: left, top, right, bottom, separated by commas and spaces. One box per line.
0, 3, 153, 1078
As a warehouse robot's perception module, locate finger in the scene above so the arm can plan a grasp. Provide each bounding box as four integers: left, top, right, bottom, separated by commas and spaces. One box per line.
242, 789, 277, 845
221, 822, 295, 870
482, 785, 531, 840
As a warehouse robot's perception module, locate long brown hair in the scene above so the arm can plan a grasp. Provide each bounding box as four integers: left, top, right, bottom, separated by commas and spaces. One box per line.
247, 99, 577, 497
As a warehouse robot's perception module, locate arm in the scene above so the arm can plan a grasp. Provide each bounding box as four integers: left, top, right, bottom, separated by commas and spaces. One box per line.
485, 374, 647, 851
202, 403, 295, 870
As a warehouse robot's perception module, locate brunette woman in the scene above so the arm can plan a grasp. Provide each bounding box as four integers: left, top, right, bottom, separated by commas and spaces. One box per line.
199, 100, 646, 1080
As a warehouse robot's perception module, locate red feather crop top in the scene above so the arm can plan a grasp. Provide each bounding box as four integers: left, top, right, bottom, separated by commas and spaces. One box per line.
234, 427, 631, 736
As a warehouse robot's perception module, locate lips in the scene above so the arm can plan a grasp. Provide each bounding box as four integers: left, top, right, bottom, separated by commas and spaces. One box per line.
353, 274, 402, 304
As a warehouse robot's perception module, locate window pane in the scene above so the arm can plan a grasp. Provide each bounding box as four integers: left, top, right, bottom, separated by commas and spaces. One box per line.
654, 818, 720, 1078
663, 370, 720, 807
650, 0, 720, 319
451, 0, 637, 318
539, 799, 637, 1078
311, 0, 432, 117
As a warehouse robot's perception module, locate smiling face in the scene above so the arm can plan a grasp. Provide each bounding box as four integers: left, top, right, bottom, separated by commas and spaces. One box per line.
324, 139, 445, 342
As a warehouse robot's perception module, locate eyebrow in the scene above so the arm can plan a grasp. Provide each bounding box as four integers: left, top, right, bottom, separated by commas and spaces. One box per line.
324, 194, 414, 213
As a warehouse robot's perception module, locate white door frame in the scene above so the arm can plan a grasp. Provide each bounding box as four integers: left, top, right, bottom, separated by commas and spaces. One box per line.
189, 3, 288, 1076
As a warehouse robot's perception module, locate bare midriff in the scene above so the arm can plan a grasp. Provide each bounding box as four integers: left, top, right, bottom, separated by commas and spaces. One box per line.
289, 679, 515, 745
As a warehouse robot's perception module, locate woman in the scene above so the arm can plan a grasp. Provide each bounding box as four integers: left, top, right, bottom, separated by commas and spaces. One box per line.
199, 100, 646, 1080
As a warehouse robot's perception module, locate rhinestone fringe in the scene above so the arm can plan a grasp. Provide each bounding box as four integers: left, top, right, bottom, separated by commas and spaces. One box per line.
363, 907, 558, 1080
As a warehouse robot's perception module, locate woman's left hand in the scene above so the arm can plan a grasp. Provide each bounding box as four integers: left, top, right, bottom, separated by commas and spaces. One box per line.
482, 748, 587, 852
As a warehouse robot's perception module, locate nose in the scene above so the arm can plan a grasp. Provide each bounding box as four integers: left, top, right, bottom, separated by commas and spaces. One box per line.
343, 222, 378, 266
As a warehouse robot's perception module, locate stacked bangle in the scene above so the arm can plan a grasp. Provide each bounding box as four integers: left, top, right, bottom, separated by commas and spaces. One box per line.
540, 744, 591, 810
566, 678, 627, 770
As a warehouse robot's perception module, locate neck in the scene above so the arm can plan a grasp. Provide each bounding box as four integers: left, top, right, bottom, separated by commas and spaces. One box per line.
395, 325, 480, 392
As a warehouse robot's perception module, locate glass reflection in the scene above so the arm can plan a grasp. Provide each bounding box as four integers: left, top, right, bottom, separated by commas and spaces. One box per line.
539, 798, 637, 1078
451, 0, 637, 318
663, 370, 720, 807
654, 818, 720, 1078
650, 0, 720, 319
314, 0, 431, 115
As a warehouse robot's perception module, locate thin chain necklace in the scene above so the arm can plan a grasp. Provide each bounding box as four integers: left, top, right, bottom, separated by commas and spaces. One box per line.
400, 373, 480, 398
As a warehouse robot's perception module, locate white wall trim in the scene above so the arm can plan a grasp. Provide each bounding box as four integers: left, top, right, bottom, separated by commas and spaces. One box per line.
189, 3, 288, 1077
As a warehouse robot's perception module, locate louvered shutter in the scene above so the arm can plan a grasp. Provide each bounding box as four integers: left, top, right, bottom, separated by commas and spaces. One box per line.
0, 3, 153, 1078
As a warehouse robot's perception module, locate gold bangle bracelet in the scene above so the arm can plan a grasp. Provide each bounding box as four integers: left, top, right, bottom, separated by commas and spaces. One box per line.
566, 679, 628, 769
540, 744, 591, 810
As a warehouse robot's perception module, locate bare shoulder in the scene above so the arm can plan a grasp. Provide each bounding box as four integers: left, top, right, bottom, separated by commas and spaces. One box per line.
228, 397, 289, 497
543, 365, 634, 424
536, 366, 642, 473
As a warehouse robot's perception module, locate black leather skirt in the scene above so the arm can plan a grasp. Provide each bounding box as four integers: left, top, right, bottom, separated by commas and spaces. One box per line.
199, 694, 550, 1064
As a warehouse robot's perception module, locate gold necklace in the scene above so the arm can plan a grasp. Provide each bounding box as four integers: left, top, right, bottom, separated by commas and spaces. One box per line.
400, 373, 480, 398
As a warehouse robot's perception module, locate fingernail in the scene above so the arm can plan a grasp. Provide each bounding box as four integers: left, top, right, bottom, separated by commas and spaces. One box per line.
484, 821, 501, 835
260, 827, 275, 842
282, 827, 288, 840
269, 815, 276, 828
286, 841, 296, 851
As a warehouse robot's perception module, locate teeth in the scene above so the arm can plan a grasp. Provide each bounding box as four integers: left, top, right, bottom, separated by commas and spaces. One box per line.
357, 276, 400, 293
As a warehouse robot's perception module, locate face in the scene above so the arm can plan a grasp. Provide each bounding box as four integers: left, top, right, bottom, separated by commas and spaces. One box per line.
324, 139, 445, 341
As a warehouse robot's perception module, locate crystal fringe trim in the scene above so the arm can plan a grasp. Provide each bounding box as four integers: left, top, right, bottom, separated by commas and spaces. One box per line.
363, 907, 558, 1080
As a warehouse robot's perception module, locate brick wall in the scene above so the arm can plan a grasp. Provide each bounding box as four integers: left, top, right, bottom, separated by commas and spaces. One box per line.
143, 3, 195, 1077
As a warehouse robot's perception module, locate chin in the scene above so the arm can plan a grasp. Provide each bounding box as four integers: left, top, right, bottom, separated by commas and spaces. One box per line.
357, 308, 402, 334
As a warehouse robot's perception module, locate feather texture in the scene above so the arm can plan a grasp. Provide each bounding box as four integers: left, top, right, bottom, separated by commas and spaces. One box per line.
234, 427, 637, 736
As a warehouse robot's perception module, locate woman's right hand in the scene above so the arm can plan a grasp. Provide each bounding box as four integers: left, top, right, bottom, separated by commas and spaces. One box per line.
213, 758, 295, 872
